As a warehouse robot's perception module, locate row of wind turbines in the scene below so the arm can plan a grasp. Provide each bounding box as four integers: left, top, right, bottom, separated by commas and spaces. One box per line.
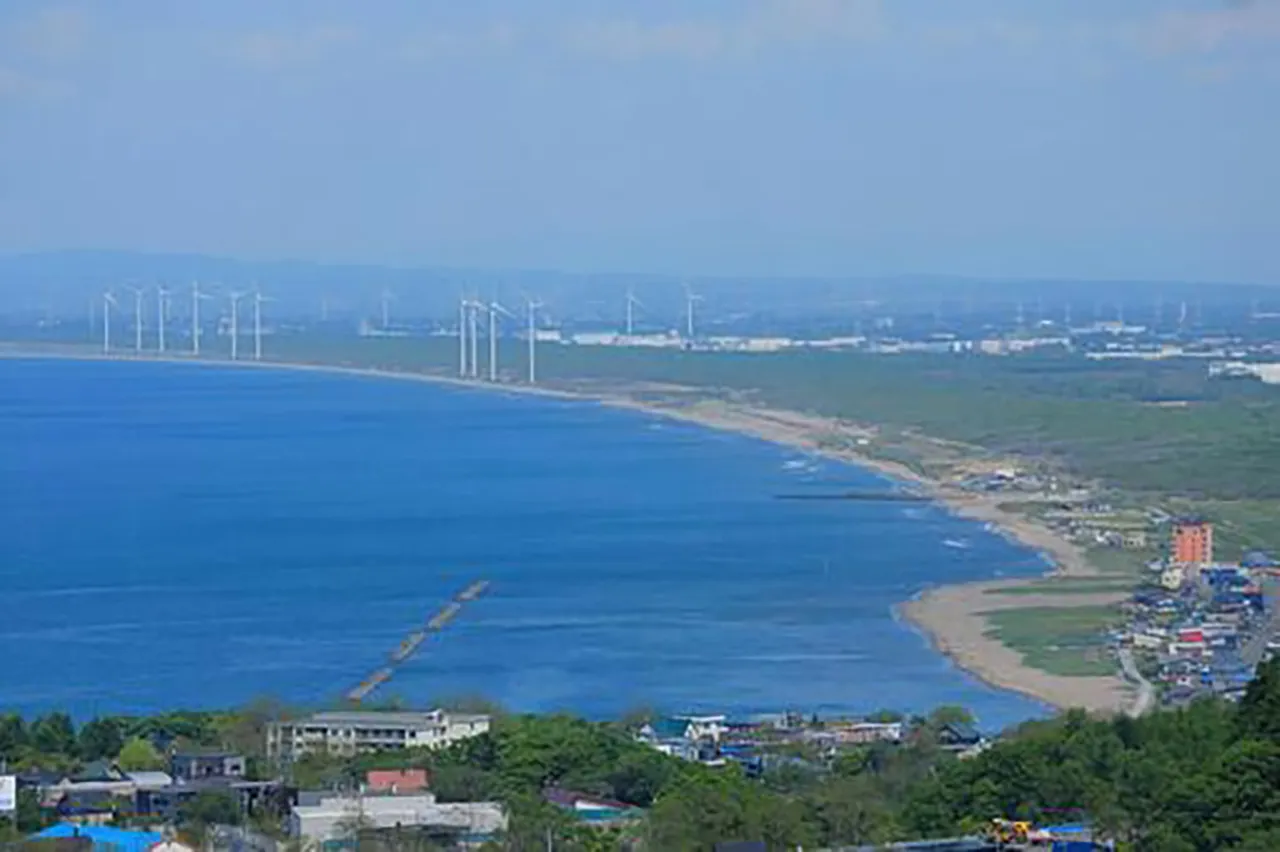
100, 283, 274, 361
457, 296, 542, 384
455, 285, 704, 387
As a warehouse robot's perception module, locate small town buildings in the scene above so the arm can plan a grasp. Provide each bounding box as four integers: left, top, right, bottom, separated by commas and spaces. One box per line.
289, 792, 505, 848
266, 710, 491, 760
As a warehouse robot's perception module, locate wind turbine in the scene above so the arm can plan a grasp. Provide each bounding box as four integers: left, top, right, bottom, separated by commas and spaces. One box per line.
156, 285, 170, 353
525, 296, 543, 385
487, 301, 515, 382
253, 290, 274, 361
131, 286, 145, 353
191, 281, 213, 356
227, 292, 246, 360
683, 285, 703, 340
102, 291, 117, 353
624, 288, 644, 336
380, 288, 395, 330
467, 299, 481, 378
458, 295, 469, 377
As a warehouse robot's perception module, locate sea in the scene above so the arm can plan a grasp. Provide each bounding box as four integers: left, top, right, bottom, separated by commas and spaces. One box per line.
0, 357, 1050, 729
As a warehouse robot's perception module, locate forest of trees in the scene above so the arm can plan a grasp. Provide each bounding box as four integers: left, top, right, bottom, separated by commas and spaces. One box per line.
4, 659, 1280, 850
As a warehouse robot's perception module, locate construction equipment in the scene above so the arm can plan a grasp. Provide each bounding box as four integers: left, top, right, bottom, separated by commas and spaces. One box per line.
345, 580, 490, 704
988, 819, 1033, 846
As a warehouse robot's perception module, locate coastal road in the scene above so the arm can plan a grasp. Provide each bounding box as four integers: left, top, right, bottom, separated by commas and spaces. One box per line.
1118, 648, 1155, 717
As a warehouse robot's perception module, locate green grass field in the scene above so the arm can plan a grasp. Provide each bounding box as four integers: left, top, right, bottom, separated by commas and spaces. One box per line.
982, 605, 1123, 677
986, 579, 1138, 597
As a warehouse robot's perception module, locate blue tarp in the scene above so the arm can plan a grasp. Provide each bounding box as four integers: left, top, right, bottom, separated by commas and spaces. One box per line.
32, 823, 163, 852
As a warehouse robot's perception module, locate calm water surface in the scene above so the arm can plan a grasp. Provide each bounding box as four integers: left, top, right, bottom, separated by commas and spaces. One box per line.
0, 358, 1048, 728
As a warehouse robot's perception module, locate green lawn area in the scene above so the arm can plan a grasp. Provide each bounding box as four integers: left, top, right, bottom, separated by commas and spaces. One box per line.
983, 605, 1123, 677
1083, 546, 1151, 576
986, 579, 1137, 596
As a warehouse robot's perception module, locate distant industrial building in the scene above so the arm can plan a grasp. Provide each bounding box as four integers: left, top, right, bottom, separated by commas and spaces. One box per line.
1172, 520, 1214, 566
266, 710, 490, 760
1209, 361, 1280, 384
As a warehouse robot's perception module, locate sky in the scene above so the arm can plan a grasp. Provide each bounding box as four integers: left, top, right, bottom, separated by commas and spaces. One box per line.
1, 0, 1277, 283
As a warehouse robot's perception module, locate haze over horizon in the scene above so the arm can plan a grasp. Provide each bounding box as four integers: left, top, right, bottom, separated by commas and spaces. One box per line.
2, 1, 1277, 284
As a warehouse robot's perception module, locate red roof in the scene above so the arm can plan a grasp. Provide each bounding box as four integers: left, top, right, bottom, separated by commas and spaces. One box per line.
365, 769, 429, 793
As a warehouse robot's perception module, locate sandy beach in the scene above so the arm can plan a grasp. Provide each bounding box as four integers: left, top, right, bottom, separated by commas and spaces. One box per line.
1, 346, 1132, 714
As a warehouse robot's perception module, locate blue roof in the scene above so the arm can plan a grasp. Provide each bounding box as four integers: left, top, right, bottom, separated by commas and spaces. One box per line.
33, 824, 163, 852
649, 717, 691, 739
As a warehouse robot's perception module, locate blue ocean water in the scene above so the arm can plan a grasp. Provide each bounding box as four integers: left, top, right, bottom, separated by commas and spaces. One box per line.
0, 358, 1049, 728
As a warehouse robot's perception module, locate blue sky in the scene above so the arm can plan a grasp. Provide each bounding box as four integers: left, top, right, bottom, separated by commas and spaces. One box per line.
1, 1, 1277, 282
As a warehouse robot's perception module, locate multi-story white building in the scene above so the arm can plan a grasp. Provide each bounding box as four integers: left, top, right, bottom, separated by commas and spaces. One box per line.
266, 710, 490, 760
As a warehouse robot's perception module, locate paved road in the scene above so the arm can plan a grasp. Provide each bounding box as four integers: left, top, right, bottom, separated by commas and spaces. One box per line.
1119, 648, 1156, 717
1241, 577, 1280, 668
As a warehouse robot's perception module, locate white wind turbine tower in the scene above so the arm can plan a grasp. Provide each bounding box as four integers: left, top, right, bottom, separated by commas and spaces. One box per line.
380, 288, 395, 330
458, 295, 469, 377
156, 285, 170, 353
487, 301, 515, 382
467, 298, 481, 378
625, 288, 644, 336
191, 281, 213, 356
683, 285, 703, 340
227, 292, 246, 360
525, 296, 543, 385
131, 286, 145, 353
102, 291, 117, 353
253, 289, 274, 361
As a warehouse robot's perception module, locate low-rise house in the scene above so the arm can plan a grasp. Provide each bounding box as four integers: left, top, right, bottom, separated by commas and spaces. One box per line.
542, 788, 643, 825
638, 715, 726, 744
365, 769, 429, 795
266, 709, 491, 760
134, 777, 291, 822
289, 792, 505, 848
1161, 565, 1186, 591
831, 721, 904, 745
936, 722, 984, 752
169, 751, 246, 781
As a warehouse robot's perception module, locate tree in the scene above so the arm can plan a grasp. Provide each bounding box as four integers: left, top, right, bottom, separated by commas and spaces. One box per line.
1239, 657, 1280, 741
30, 713, 76, 756
646, 769, 815, 851
117, 736, 164, 771
0, 714, 26, 760
180, 790, 242, 828
78, 718, 124, 762
925, 705, 975, 729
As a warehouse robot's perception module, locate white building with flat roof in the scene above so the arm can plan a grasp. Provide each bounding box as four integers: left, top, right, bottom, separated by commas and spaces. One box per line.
290, 793, 506, 847
266, 710, 490, 760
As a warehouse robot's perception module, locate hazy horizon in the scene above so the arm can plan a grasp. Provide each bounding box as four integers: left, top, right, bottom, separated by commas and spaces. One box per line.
2, 1, 1277, 283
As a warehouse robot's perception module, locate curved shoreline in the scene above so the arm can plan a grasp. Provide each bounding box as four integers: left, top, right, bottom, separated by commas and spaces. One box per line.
0, 345, 1132, 715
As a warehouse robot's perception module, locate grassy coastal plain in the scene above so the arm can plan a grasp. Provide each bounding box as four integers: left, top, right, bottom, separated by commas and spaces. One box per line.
6, 335, 1280, 714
